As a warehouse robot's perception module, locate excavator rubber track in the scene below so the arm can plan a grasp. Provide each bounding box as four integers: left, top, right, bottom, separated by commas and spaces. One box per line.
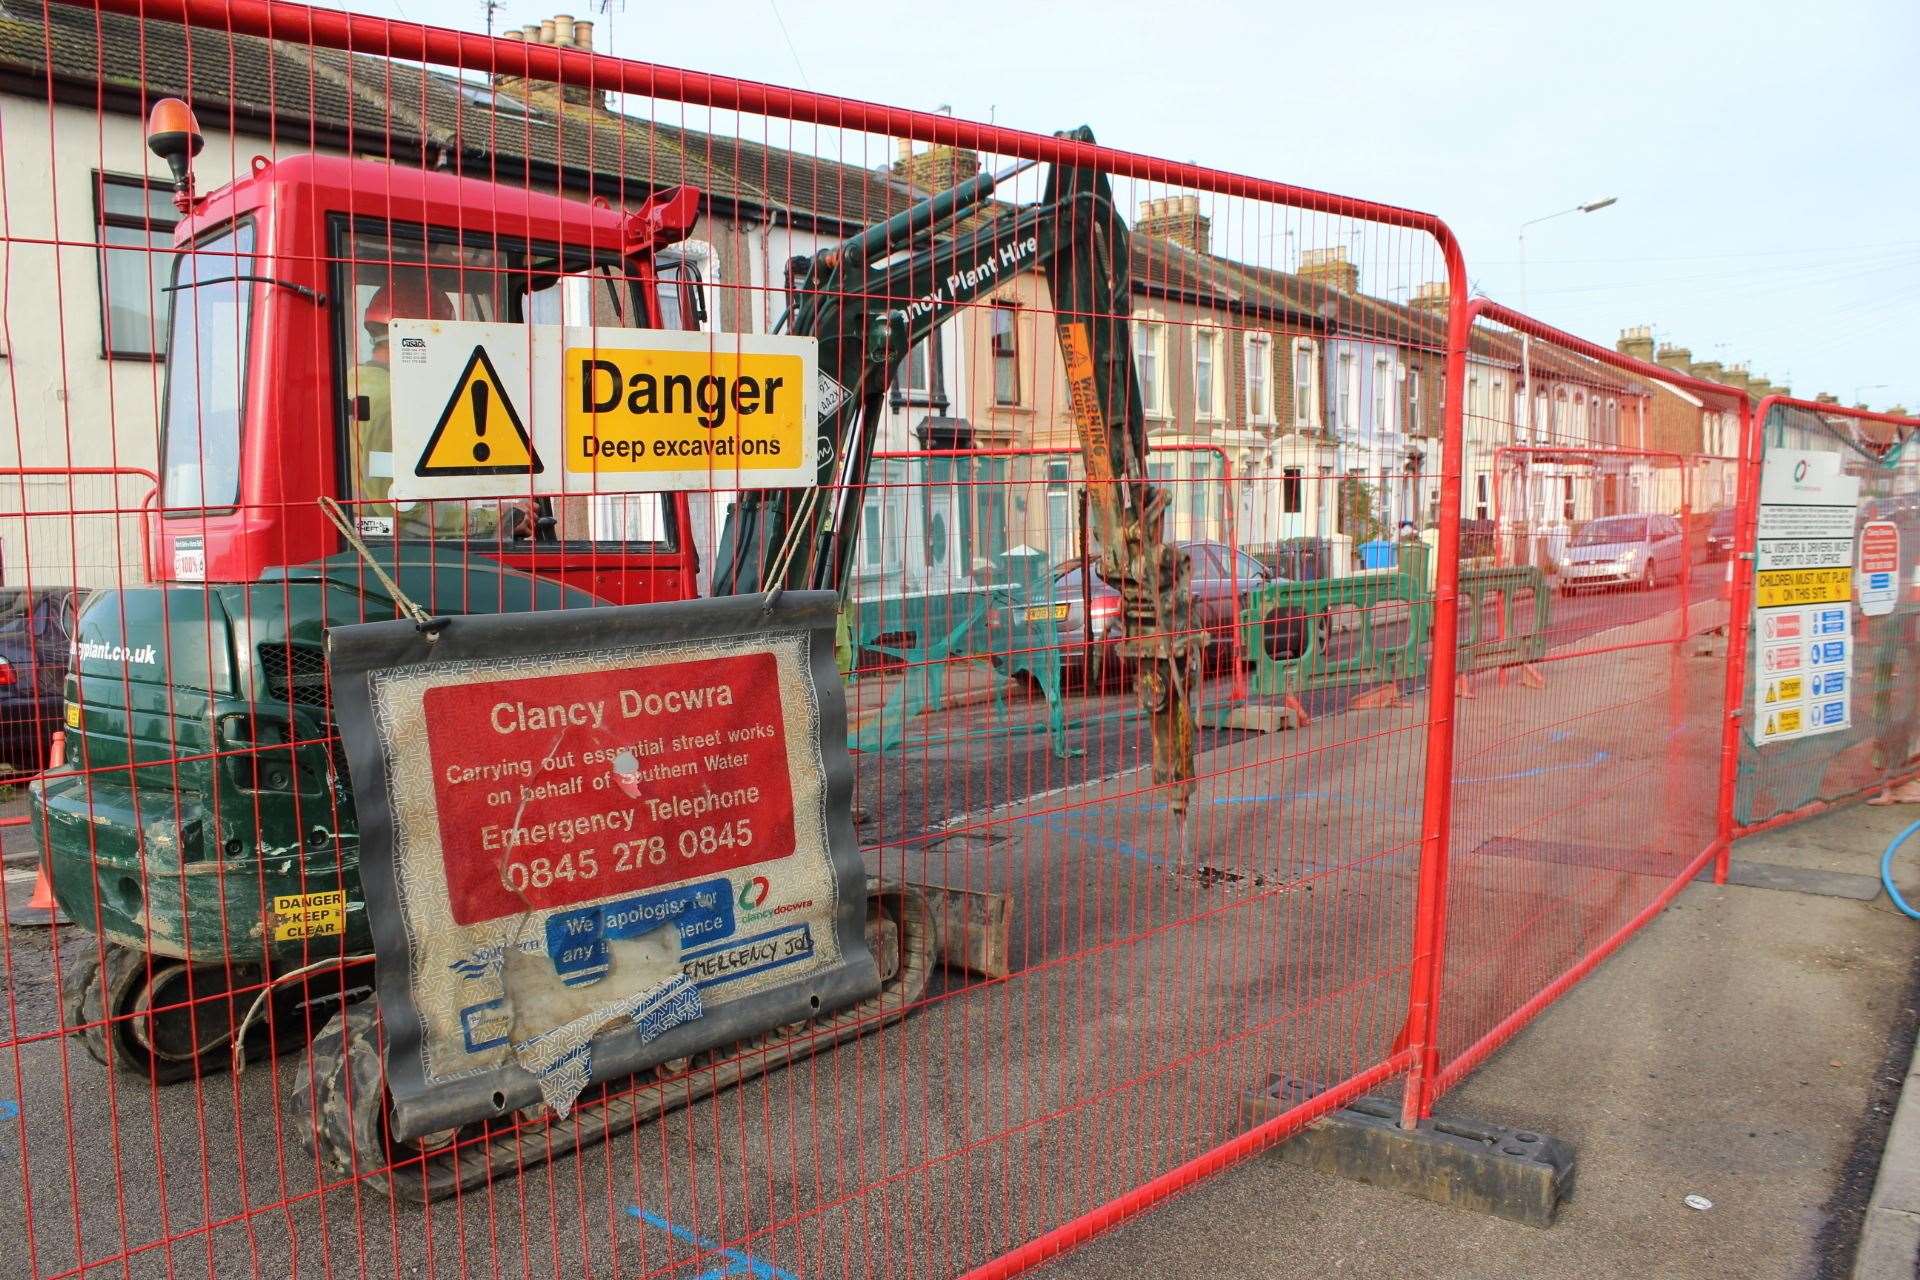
298, 883, 935, 1203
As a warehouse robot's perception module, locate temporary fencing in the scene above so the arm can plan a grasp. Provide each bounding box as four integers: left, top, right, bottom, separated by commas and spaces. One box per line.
1414, 302, 1747, 1107
0, 2, 1913, 1279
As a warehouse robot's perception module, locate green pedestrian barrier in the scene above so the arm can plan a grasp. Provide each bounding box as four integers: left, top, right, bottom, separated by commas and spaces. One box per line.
1455, 565, 1551, 673
1236, 570, 1431, 697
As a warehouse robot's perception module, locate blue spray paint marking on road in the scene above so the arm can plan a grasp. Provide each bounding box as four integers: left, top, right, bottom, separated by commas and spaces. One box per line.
1014, 786, 1426, 867
1214, 790, 1422, 818
625, 1207, 798, 1280
0, 1099, 17, 1121
1073, 789, 1421, 819
1458, 749, 1610, 784
1017, 815, 1163, 865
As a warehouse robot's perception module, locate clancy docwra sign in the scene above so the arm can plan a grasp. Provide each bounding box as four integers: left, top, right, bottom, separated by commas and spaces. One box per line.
328, 593, 874, 1142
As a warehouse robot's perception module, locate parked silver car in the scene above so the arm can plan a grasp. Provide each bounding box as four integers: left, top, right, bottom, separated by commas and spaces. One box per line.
1558, 514, 1688, 594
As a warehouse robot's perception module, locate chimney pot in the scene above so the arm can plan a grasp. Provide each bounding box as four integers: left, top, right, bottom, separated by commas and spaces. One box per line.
573, 18, 593, 47
1617, 325, 1656, 363
522, 24, 542, 41
553, 13, 574, 43
1133, 194, 1211, 254
1296, 246, 1359, 294
892, 144, 983, 194
502, 28, 523, 40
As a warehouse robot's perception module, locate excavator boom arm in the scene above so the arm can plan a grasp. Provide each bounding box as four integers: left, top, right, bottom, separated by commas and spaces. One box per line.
711, 129, 1199, 813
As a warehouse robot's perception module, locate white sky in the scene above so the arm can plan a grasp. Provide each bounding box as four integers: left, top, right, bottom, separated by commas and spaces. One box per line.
355, 0, 1918, 410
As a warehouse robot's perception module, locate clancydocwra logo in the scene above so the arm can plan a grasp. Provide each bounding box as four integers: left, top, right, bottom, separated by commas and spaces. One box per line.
738, 875, 771, 910
1793, 459, 1810, 483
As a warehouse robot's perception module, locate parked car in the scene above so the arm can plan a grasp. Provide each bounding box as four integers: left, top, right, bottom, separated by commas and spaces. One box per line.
989, 540, 1284, 689
1558, 515, 1688, 594
0, 587, 82, 772
1705, 507, 1738, 560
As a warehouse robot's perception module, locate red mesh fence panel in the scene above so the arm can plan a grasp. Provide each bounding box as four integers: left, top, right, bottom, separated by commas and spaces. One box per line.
1421, 302, 1746, 1101
0, 3, 1471, 1277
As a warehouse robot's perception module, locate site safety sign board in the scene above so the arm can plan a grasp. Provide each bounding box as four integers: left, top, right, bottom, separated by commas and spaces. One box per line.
1857, 519, 1900, 618
1752, 450, 1860, 745
388, 319, 820, 499
326, 592, 876, 1142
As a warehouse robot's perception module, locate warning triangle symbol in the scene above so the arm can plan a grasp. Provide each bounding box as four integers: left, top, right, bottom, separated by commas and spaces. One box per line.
1765, 686, 1777, 704
415, 346, 541, 477
1764, 714, 1777, 735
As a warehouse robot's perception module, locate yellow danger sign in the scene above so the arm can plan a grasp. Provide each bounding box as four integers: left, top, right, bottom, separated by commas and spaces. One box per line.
1762, 675, 1804, 705
272, 889, 345, 942
1755, 566, 1851, 608
564, 348, 809, 477
415, 346, 540, 478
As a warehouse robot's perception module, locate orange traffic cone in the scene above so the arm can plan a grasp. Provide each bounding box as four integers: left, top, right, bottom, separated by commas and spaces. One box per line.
1520, 663, 1547, 690
26, 864, 55, 913
1283, 693, 1310, 727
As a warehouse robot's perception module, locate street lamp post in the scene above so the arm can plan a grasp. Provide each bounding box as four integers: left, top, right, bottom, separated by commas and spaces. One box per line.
1517, 196, 1618, 440
1514, 197, 1617, 566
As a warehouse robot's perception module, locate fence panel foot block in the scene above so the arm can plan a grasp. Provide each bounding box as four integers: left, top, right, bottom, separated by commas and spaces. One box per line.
1243, 1074, 1576, 1227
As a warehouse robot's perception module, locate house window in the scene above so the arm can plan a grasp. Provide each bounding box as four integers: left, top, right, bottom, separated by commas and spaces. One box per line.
1561, 476, 1576, 521
1408, 367, 1422, 425
894, 335, 947, 408
1533, 389, 1548, 442
1373, 357, 1391, 434
990, 302, 1020, 406
95, 172, 181, 359
1337, 352, 1355, 432
1292, 338, 1319, 428
1245, 333, 1274, 424
1194, 328, 1222, 420
1606, 399, 1619, 444
1467, 374, 1481, 422
1045, 459, 1073, 562
1491, 377, 1506, 427
1282, 466, 1303, 514
1553, 389, 1570, 438
1474, 473, 1489, 521
1134, 317, 1166, 416
861, 501, 883, 568
656, 239, 718, 333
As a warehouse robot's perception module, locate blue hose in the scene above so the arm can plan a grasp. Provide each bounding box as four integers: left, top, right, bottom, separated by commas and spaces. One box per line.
1884, 818, 1920, 920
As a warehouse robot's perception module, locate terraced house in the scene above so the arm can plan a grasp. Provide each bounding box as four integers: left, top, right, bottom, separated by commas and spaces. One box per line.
0, 2, 940, 594
0, 0, 1672, 597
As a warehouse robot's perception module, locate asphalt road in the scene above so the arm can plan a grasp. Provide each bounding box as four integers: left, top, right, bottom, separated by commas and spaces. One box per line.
850, 559, 1728, 841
